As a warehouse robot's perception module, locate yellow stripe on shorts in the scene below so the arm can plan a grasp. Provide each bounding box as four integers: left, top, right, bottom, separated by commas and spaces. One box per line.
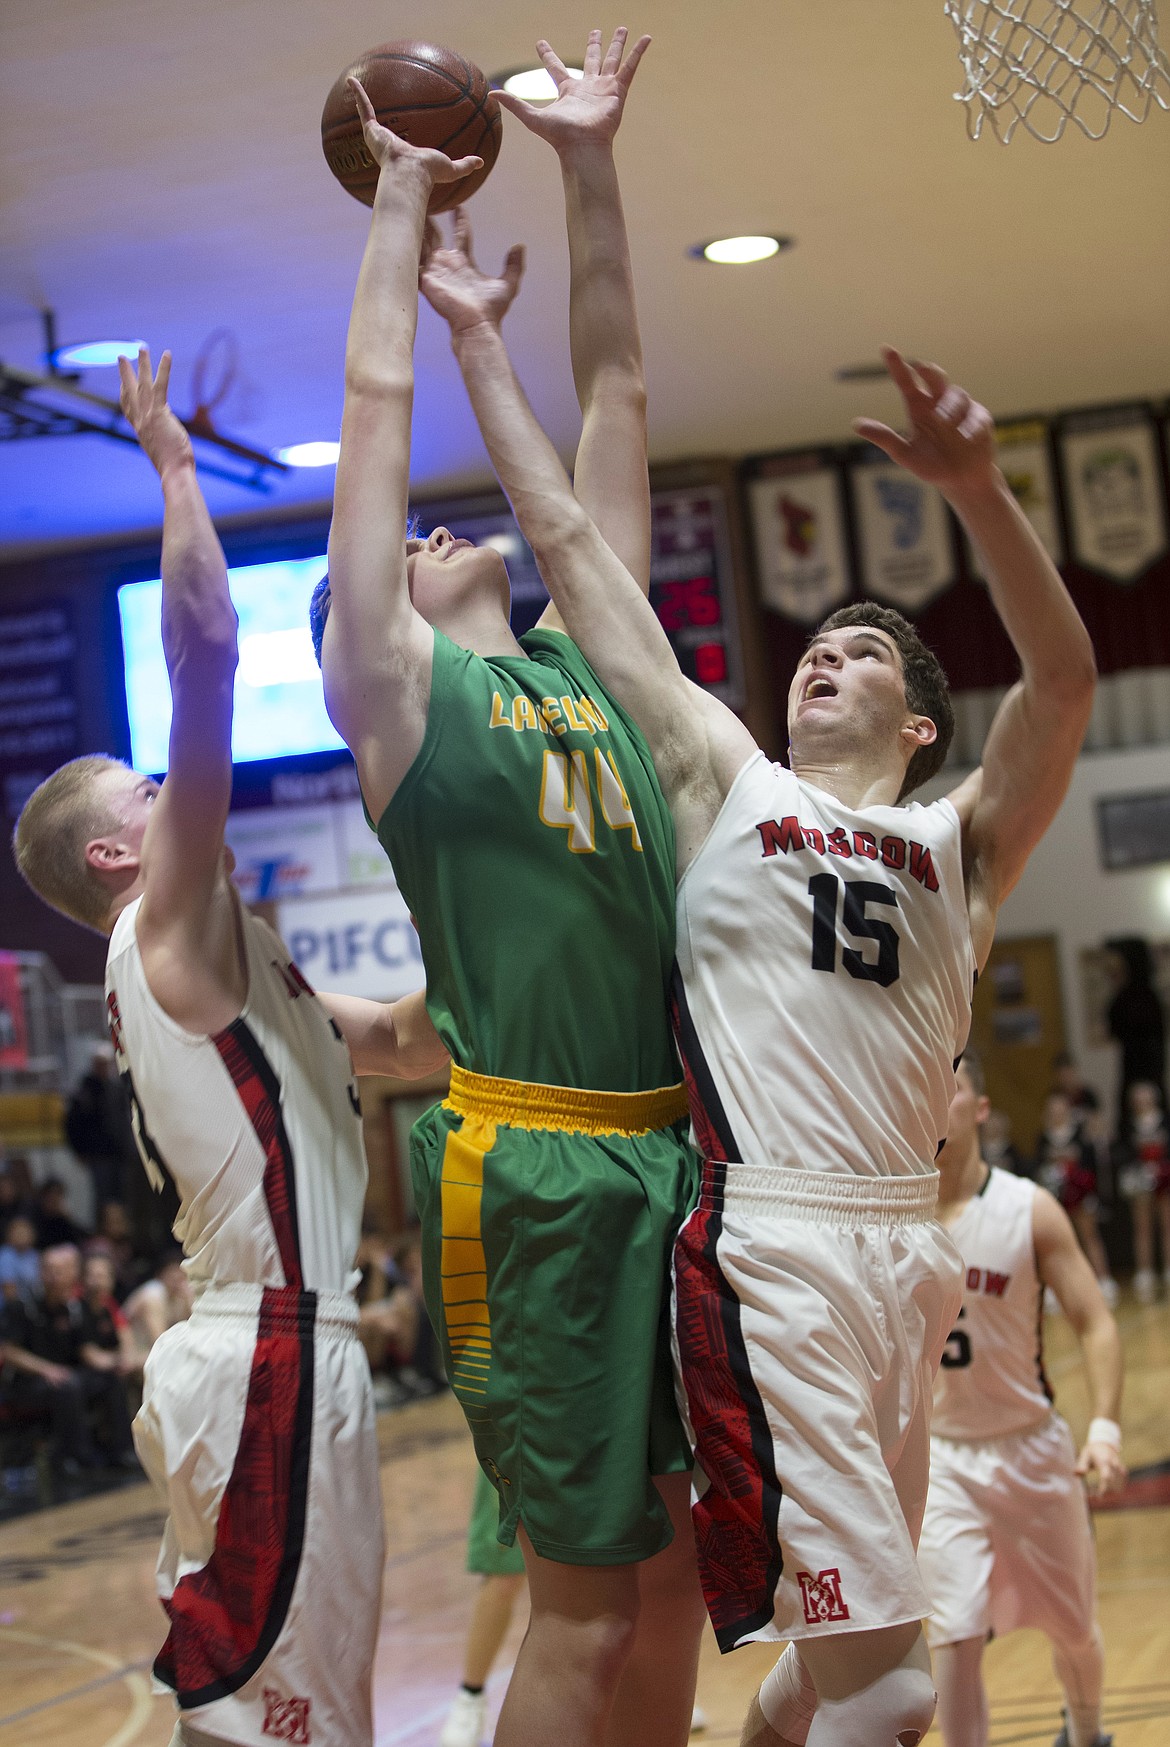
439, 1112, 497, 1411
445, 1062, 688, 1137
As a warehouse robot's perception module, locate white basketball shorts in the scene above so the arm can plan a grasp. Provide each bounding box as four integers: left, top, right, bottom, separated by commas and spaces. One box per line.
673, 1162, 963, 1650
919, 1411, 1097, 1648
134, 1282, 384, 1747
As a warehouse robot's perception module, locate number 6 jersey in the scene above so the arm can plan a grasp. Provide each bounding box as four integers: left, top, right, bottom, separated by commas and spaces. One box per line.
674, 753, 975, 1178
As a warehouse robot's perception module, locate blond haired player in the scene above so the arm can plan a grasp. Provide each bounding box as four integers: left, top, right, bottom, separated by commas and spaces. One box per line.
12, 351, 439, 1747
921, 1054, 1124, 1747
436, 321, 1096, 1746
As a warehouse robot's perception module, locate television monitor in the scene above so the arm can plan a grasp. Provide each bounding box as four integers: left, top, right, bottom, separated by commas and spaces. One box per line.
118, 554, 343, 773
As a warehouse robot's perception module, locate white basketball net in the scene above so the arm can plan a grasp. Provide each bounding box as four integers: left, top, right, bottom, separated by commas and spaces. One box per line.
946, 0, 1170, 140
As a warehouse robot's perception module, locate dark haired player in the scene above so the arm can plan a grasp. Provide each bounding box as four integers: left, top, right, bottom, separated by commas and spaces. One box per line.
318, 29, 705, 1747
434, 331, 1096, 1745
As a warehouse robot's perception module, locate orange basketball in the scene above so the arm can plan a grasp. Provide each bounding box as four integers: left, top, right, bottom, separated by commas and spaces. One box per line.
321, 41, 502, 213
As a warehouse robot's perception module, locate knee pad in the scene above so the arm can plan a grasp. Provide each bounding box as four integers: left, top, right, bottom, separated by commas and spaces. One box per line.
809, 1663, 936, 1747
760, 1643, 818, 1744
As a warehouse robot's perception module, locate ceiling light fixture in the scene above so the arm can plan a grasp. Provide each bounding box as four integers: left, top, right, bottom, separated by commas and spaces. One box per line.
51, 339, 147, 369
692, 235, 791, 265
492, 65, 584, 102
276, 441, 340, 468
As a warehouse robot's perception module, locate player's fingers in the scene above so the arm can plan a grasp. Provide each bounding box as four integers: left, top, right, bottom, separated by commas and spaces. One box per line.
601, 25, 627, 76
934, 386, 970, 426
536, 40, 571, 84
493, 89, 539, 125
584, 27, 604, 76
453, 205, 475, 260
117, 354, 136, 412
436, 153, 483, 183
155, 350, 172, 402
958, 406, 989, 441
347, 76, 376, 126
619, 34, 652, 85
852, 418, 913, 465
502, 243, 526, 299
910, 359, 950, 400
880, 346, 930, 405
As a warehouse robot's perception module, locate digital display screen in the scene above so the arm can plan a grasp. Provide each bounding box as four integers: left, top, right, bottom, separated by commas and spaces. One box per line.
118, 555, 343, 774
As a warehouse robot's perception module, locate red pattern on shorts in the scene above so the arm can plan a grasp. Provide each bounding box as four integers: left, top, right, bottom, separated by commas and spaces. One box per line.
154, 1287, 313, 1703
674, 1167, 783, 1651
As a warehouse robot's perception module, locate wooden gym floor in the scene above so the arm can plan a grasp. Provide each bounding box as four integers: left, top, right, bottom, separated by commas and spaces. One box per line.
1, 1296, 1167, 1747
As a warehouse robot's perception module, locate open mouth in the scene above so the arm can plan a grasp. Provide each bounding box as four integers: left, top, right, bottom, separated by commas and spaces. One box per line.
802, 676, 838, 702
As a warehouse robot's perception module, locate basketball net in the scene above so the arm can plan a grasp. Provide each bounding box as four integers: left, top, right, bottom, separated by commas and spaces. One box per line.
946, 0, 1170, 139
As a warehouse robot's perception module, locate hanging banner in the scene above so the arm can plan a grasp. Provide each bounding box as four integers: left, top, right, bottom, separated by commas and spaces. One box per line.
849, 458, 955, 613
996, 420, 1064, 564
278, 885, 424, 1001
747, 454, 851, 625
1061, 407, 1168, 583
0, 953, 28, 1069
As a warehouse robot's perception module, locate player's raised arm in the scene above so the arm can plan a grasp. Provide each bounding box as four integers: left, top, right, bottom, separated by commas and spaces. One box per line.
316, 988, 449, 1079
116, 350, 239, 979
1032, 1188, 1127, 1496
323, 80, 483, 816
497, 26, 652, 594
855, 350, 1096, 959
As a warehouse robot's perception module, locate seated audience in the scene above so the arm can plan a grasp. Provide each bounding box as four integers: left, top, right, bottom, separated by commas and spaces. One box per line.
79, 1251, 142, 1381
122, 1248, 193, 1357
33, 1179, 88, 1250
0, 1214, 40, 1302
0, 1244, 136, 1476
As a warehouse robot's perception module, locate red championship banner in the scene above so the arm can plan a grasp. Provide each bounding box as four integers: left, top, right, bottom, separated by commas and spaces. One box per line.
0, 952, 28, 1069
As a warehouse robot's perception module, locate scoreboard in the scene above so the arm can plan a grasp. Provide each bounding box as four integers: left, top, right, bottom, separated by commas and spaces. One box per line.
436, 482, 745, 710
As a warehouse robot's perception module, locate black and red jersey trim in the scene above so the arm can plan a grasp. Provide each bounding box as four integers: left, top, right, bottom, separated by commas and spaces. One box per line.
669, 963, 742, 1166
153, 1285, 316, 1706
213, 1019, 303, 1292
674, 1166, 785, 1652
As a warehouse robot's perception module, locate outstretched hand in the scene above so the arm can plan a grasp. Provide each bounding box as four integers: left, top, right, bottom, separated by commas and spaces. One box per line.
854, 347, 998, 498
118, 347, 194, 480
348, 76, 483, 193
494, 26, 650, 152
419, 209, 525, 335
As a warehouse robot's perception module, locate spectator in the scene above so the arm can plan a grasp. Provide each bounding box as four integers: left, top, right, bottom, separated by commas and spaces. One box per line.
0, 1214, 41, 1303
0, 1161, 34, 1225
78, 1252, 141, 1381
1117, 1081, 1170, 1303
355, 1233, 420, 1406
90, 1201, 140, 1300
33, 1178, 87, 1250
0, 1244, 136, 1477
1106, 936, 1167, 1121
1033, 1092, 1118, 1305
396, 1231, 445, 1397
1051, 1051, 1100, 1117
122, 1248, 193, 1358
64, 1044, 137, 1220
980, 1107, 1024, 1177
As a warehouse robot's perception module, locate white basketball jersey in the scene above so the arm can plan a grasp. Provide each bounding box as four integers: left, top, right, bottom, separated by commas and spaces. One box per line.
673, 754, 974, 1178
105, 896, 368, 1296
932, 1167, 1053, 1439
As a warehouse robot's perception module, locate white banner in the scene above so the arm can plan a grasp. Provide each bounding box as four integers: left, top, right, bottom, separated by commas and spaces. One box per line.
1061, 409, 1168, 582
996, 420, 1064, 564
278, 885, 424, 1001
850, 460, 955, 612
226, 804, 341, 903
748, 460, 851, 624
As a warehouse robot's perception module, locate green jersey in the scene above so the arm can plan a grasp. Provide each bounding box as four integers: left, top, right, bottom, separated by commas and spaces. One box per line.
376, 626, 680, 1093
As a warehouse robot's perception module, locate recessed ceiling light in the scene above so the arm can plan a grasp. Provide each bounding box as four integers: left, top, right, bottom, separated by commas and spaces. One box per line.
835, 362, 890, 382
52, 340, 146, 368
276, 441, 340, 468
692, 235, 791, 265
493, 65, 584, 103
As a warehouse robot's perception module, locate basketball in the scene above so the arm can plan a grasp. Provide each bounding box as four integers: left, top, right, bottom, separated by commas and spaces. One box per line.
321, 41, 502, 213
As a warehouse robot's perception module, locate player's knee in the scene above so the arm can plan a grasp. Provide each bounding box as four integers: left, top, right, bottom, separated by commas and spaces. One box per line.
811, 1661, 936, 1746
760, 1643, 818, 1744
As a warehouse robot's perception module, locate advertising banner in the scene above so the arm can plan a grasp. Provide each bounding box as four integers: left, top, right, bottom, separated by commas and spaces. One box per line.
277, 885, 424, 1002
226, 804, 342, 902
